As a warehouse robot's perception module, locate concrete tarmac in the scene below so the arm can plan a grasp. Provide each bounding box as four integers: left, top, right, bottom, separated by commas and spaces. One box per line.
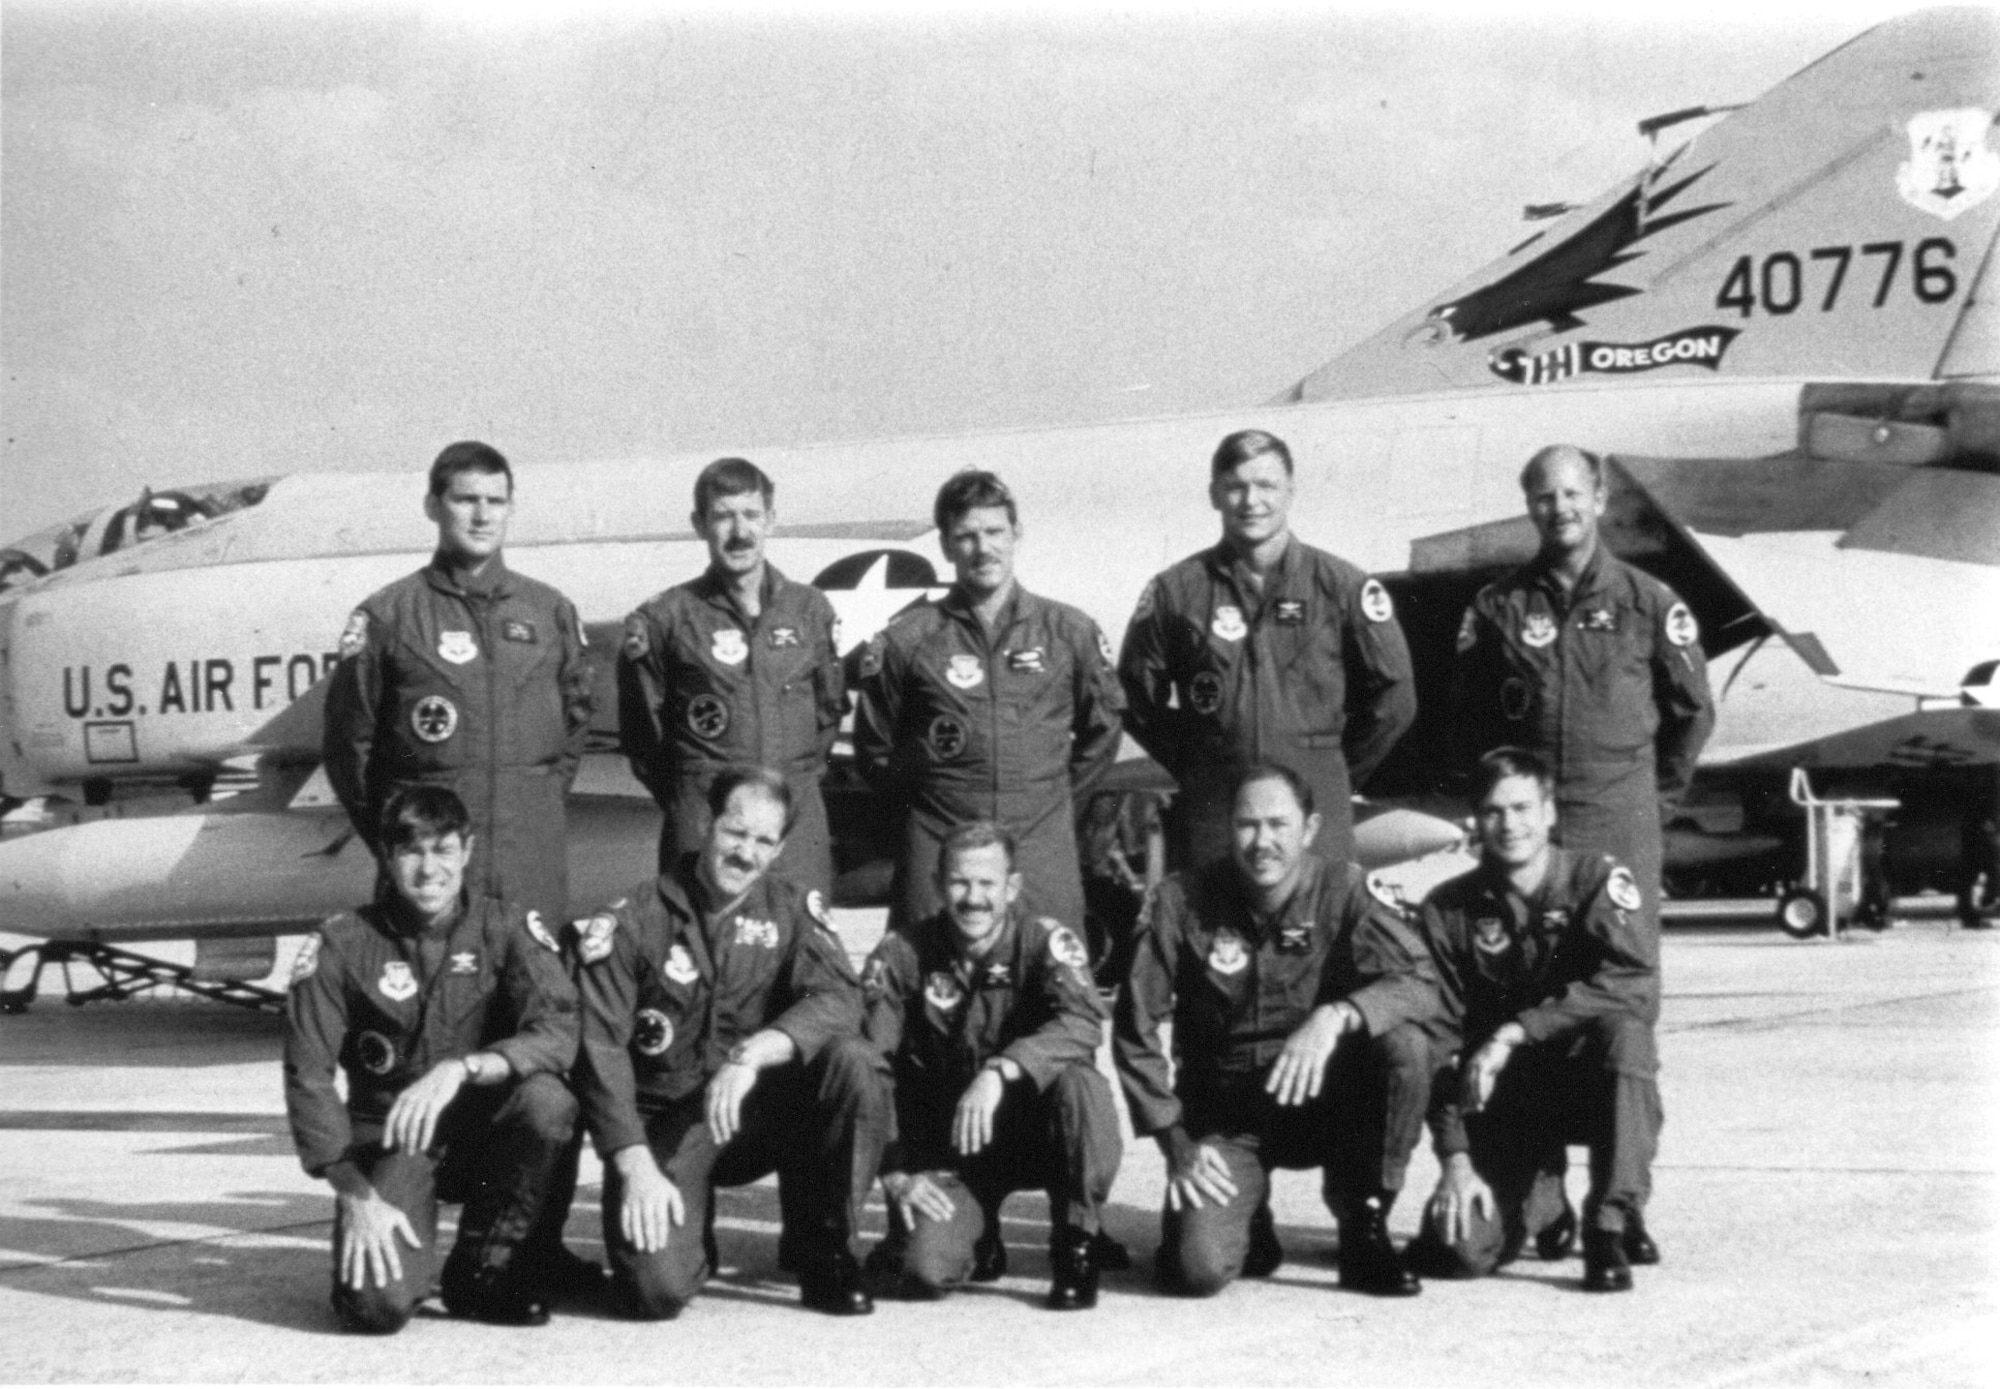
1, 912, 1994, 1387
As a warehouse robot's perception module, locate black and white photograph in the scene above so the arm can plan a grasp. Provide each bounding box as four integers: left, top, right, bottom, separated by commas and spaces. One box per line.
2, 1, 1994, 1382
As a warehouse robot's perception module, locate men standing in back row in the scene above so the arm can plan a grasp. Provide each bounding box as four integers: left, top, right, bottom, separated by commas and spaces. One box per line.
1120, 429, 1416, 871
325, 440, 595, 933
619, 457, 846, 894
853, 470, 1125, 933
1454, 444, 1714, 940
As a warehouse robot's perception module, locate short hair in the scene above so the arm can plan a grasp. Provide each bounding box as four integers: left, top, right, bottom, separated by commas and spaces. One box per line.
428, 440, 513, 499
933, 469, 1018, 534
692, 457, 774, 517
1211, 429, 1293, 479
1519, 444, 1604, 494
1468, 747, 1555, 805
378, 785, 472, 854
1230, 761, 1315, 819
707, 764, 796, 833
936, 819, 1018, 875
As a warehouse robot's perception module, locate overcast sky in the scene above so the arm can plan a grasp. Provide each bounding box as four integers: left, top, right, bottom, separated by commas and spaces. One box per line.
2, 1, 1904, 537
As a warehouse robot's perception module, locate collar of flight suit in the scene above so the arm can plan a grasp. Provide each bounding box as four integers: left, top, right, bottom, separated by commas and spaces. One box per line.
937, 581, 1035, 639
368, 880, 475, 941
1202, 532, 1300, 610
1468, 845, 1581, 926
923, 901, 1024, 983
1526, 541, 1611, 612
692, 560, 791, 623
422, 550, 516, 600
1213, 849, 1329, 947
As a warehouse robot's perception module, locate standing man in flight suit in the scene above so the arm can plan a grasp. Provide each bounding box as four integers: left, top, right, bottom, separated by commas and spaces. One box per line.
853, 469, 1124, 933
283, 785, 582, 1333
1119, 429, 1416, 872
619, 457, 845, 892
1455, 443, 1714, 941
324, 440, 595, 928
861, 821, 1122, 1310
571, 767, 888, 1320
1408, 749, 1663, 1293
1115, 764, 1437, 1299
1452, 444, 1710, 1252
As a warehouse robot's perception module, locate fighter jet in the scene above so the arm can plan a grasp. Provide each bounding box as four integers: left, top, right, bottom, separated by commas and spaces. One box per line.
1, 8, 1994, 1007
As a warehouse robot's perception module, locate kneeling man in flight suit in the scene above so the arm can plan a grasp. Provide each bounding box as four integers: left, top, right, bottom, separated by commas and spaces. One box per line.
1115, 763, 1437, 1298
1410, 748, 1663, 1293
572, 766, 889, 1319
282, 785, 583, 1333
861, 821, 1123, 1310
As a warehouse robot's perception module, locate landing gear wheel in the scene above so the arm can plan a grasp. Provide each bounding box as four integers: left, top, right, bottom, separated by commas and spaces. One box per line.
1777, 887, 1828, 939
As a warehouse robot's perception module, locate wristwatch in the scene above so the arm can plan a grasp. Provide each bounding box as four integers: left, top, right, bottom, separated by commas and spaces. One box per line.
460, 1053, 490, 1083
984, 1056, 1021, 1083
726, 1041, 754, 1067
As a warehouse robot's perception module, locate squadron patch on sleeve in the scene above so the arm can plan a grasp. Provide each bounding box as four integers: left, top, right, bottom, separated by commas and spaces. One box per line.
1606, 865, 1644, 913
861, 955, 889, 996
622, 614, 650, 661
1365, 871, 1408, 915
525, 910, 559, 953
1048, 925, 1090, 970
806, 890, 837, 933
1360, 579, 1394, 624
577, 912, 619, 965
290, 933, 322, 983
1664, 601, 1699, 648
858, 633, 886, 680
337, 611, 369, 661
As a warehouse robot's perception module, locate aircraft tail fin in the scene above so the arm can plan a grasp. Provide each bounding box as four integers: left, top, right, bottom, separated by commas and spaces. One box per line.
1282, 8, 2000, 404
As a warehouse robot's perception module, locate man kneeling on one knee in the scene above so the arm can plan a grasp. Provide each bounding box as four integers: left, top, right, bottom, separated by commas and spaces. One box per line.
1411, 748, 1663, 1293
1114, 763, 1439, 1298
572, 766, 889, 1319
861, 821, 1123, 1309
282, 785, 584, 1333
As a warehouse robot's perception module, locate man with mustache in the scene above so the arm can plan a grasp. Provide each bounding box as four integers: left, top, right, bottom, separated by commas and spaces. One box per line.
1452, 444, 1711, 1252
619, 457, 846, 892
1118, 428, 1416, 873
1115, 763, 1438, 1298
571, 767, 888, 1319
283, 785, 583, 1333
860, 821, 1122, 1310
853, 469, 1124, 934
1408, 749, 1662, 1293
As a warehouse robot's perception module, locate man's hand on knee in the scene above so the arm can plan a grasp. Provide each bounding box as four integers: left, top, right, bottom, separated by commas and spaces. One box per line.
613, 1145, 685, 1254
336, 1187, 420, 1290
1427, 1153, 1496, 1246
1160, 1130, 1239, 1211
384, 1058, 472, 1154
1267, 1002, 1358, 1106
883, 1170, 957, 1225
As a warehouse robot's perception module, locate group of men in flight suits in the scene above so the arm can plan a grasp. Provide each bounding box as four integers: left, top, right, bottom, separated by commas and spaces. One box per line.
285, 426, 1713, 1332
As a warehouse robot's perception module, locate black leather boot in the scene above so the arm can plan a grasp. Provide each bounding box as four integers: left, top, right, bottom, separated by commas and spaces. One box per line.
1046, 1227, 1100, 1311
1336, 1194, 1421, 1297
1582, 1228, 1634, 1292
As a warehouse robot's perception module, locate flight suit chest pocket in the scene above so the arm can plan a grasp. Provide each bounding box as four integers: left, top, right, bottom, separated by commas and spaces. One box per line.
1255, 948, 1319, 1013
